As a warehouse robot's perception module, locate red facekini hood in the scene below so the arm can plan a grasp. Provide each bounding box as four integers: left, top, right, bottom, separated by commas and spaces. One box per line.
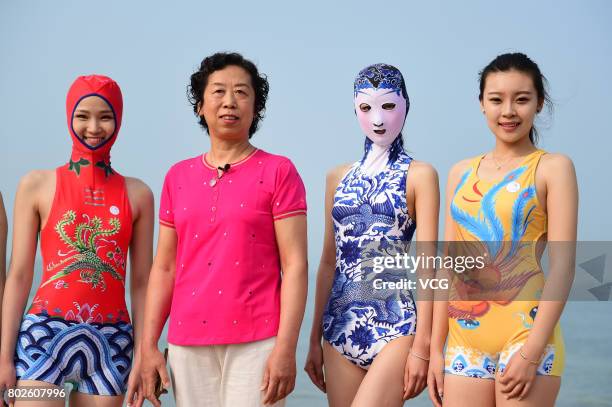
65, 75, 123, 188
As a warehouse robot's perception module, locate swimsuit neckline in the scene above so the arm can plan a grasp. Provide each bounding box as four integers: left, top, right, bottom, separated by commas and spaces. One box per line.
473, 149, 542, 184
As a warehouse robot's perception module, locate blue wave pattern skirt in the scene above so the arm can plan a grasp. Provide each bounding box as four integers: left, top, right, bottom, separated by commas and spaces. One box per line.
323, 147, 417, 369
15, 314, 133, 395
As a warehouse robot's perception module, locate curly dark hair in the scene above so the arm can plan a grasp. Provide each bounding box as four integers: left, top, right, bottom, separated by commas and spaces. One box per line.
187, 52, 269, 138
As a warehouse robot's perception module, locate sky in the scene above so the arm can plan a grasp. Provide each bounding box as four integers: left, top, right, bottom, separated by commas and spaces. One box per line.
1, 1, 611, 404
1, 0, 611, 247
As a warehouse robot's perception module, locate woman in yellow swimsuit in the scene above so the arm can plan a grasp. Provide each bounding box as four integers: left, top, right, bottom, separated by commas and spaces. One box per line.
429, 53, 578, 407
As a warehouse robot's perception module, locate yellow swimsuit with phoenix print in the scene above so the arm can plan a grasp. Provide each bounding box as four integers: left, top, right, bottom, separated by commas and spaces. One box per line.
444, 149, 564, 379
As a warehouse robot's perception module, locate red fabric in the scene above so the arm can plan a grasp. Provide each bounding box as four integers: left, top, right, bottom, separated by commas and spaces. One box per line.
66, 74, 123, 158
27, 75, 132, 324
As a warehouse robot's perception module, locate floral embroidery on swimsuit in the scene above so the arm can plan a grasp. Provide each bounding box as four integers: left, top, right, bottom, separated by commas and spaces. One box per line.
43, 210, 124, 291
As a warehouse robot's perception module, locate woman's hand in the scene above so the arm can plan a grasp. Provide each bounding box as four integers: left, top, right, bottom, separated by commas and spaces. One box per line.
303, 341, 326, 392
427, 350, 445, 407
140, 346, 170, 407
403, 349, 428, 400
0, 360, 16, 407
498, 348, 539, 401
125, 358, 145, 407
261, 345, 296, 405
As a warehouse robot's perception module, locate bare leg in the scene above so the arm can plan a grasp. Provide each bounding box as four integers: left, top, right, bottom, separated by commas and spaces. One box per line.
323, 341, 366, 407
442, 374, 495, 407
350, 335, 413, 407
495, 376, 560, 407
13, 380, 65, 407
69, 391, 124, 407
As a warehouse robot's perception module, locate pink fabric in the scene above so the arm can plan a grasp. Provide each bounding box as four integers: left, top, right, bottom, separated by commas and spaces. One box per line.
159, 149, 307, 345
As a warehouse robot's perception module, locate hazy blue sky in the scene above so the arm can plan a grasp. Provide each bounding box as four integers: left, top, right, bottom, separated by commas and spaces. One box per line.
2, 0, 611, 245
2, 1, 612, 406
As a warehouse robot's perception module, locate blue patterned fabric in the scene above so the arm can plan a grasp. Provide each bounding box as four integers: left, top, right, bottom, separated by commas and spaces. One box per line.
15, 314, 133, 395
353, 63, 410, 113
322, 137, 417, 369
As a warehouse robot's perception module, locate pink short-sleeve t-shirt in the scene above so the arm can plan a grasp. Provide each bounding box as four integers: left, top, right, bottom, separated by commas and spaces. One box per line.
159, 149, 307, 345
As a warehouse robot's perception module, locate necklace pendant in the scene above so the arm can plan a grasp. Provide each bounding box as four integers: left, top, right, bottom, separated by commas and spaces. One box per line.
209, 178, 217, 187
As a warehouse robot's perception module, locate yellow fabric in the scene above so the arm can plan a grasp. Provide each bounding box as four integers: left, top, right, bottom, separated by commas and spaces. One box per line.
445, 149, 564, 378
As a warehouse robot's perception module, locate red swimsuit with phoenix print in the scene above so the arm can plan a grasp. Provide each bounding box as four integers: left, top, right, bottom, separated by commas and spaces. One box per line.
28, 77, 132, 324
16, 76, 133, 396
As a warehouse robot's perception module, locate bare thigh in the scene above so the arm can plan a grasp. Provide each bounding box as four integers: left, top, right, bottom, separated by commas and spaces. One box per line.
351, 335, 413, 407
69, 391, 124, 407
323, 341, 366, 407
443, 374, 496, 407
495, 376, 560, 407
13, 380, 65, 407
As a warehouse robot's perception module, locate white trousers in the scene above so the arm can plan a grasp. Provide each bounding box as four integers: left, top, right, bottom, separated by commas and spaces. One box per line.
168, 337, 286, 407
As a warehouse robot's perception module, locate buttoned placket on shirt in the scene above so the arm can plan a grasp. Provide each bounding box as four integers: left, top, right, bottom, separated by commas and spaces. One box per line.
209, 166, 221, 224
203, 149, 256, 330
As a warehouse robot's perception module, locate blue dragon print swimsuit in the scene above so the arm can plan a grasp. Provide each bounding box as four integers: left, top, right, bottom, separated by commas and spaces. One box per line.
322, 137, 417, 369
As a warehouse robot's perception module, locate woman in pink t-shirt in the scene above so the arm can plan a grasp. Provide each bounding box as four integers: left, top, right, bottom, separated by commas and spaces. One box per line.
140, 52, 308, 407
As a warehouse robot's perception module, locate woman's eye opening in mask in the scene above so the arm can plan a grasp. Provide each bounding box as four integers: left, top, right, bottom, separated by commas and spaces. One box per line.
359, 103, 371, 112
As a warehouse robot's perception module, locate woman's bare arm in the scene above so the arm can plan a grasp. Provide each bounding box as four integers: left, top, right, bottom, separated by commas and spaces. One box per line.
0, 192, 8, 330
0, 172, 48, 363
303, 165, 348, 392
402, 161, 439, 400
141, 225, 177, 351
273, 215, 308, 352
261, 214, 308, 404
427, 159, 470, 407
125, 178, 154, 360
431, 160, 470, 355
408, 161, 439, 357
140, 224, 177, 406
522, 154, 578, 360
309, 166, 348, 345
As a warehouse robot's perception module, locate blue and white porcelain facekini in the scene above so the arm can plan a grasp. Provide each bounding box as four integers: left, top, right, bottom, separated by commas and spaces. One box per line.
322, 64, 417, 369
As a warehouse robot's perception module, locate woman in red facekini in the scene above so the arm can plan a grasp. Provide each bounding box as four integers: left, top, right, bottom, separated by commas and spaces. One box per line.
0, 75, 153, 407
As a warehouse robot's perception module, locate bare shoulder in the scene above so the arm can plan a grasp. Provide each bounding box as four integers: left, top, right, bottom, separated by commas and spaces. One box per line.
124, 177, 152, 194
124, 177, 154, 205
13, 170, 54, 214
449, 157, 474, 178
18, 169, 54, 192
408, 160, 438, 178
326, 163, 353, 186
539, 152, 575, 174
407, 159, 439, 189
445, 156, 477, 192
537, 153, 577, 193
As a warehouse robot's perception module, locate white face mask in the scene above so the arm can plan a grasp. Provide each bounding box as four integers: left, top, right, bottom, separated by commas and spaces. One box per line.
354, 88, 407, 147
